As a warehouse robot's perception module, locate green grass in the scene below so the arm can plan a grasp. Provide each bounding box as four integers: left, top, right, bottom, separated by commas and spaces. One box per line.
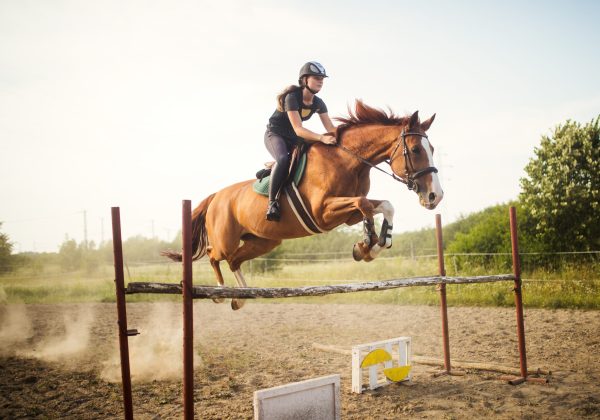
1, 257, 599, 309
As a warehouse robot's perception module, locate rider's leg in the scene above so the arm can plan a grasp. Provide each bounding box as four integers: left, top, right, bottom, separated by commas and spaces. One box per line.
264, 131, 292, 221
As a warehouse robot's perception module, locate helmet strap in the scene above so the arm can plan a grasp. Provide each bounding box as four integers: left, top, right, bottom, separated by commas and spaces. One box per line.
304, 85, 318, 95
299, 76, 318, 95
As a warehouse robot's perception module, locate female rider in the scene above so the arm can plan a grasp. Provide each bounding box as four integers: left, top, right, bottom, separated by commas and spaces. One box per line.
264, 61, 337, 221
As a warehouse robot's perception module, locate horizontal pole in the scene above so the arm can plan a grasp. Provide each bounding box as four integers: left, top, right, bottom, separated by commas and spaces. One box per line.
312, 343, 550, 376
126, 274, 516, 299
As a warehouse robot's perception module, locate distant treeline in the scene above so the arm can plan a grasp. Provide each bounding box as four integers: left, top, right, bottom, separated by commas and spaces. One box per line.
2, 200, 597, 276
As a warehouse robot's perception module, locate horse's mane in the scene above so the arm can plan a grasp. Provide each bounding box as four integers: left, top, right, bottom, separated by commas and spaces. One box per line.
335, 100, 409, 140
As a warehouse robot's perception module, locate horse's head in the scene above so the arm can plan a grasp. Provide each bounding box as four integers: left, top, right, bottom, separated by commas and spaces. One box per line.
335, 101, 444, 210
389, 111, 443, 210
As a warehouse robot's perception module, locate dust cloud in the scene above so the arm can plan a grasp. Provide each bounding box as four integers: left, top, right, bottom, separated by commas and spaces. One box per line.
0, 287, 34, 356
101, 302, 201, 383
22, 305, 95, 363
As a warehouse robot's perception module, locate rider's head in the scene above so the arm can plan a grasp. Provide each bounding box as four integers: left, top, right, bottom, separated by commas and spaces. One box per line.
298, 61, 328, 94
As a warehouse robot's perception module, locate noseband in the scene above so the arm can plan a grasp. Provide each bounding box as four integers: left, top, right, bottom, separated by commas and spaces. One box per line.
337, 129, 438, 193
386, 129, 438, 192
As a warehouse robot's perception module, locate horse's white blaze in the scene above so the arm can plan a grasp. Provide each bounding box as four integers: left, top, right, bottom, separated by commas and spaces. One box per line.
421, 138, 443, 206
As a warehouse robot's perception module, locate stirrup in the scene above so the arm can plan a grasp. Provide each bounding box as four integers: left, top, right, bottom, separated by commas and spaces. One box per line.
266, 200, 281, 222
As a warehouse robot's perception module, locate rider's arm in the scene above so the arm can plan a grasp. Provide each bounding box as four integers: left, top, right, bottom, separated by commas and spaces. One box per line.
288, 111, 336, 145
319, 112, 336, 133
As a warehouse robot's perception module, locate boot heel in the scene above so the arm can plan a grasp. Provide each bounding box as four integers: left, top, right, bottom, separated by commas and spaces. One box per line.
266, 200, 281, 222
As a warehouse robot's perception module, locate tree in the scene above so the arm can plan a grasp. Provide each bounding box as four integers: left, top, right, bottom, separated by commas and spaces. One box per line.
0, 222, 14, 273
59, 238, 82, 271
446, 202, 539, 262
447, 204, 512, 255
520, 116, 600, 251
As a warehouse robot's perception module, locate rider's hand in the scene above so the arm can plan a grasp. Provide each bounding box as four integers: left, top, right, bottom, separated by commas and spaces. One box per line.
320, 134, 337, 145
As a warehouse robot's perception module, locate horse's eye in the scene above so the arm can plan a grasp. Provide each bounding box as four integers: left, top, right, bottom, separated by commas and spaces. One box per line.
411, 146, 420, 154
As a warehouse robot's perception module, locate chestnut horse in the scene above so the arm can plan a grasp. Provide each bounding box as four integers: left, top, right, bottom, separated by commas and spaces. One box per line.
164, 100, 443, 309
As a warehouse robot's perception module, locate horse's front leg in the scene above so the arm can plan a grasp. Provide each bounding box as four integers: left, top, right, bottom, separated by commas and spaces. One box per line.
366, 200, 395, 260
355, 217, 378, 261
321, 196, 378, 261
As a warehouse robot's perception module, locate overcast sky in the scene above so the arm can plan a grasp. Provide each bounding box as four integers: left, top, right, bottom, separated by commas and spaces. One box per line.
1, 0, 599, 253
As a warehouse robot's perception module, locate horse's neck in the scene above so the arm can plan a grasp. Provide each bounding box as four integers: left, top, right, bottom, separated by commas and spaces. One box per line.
340, 125, 402, 168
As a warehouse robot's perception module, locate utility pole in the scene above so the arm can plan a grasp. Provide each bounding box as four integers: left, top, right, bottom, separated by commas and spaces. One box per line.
151, 220, 155, 239
101, 217, 104, 245
83, 210, 88, 249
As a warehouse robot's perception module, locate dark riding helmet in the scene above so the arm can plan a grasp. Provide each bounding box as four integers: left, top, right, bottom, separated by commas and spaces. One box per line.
298, 61, 328, 84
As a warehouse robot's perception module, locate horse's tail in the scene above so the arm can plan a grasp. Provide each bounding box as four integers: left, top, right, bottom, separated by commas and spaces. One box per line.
161, 193, 216, 262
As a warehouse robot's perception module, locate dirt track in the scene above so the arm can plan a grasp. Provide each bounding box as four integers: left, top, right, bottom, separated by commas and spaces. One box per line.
1, 302, 599, 419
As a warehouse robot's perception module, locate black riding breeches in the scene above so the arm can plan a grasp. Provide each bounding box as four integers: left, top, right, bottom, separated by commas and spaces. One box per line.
264, 130, 293, 201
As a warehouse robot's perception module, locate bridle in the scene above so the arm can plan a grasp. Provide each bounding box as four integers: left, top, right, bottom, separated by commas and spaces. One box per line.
337, 128, 438, 192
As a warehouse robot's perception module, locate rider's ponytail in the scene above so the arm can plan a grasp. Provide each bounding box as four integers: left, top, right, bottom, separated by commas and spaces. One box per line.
276, 85, 302, 112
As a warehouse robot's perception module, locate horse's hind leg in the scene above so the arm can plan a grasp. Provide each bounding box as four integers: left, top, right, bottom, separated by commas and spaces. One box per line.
231, 269, 247, 310
228, 235, 282, 310
209, 257, 226, 303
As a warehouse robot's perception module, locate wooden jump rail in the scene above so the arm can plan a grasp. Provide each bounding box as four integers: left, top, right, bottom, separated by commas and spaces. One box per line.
126, 274, 517, 299
111, 202, 546, 420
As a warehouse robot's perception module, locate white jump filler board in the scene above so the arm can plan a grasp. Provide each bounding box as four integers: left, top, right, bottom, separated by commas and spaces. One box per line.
254, 374, 340, 420
352, 337, 412, 394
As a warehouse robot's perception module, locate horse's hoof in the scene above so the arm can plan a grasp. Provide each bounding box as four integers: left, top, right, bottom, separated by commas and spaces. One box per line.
352, 243, 364, 261
231, 299, 245, 310
212, 298, 225, 304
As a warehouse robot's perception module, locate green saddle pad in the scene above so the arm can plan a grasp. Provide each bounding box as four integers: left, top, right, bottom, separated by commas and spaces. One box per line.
253, 152, 307, 196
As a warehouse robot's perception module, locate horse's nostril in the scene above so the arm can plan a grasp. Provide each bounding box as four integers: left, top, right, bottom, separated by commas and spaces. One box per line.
429, 192, 436, 202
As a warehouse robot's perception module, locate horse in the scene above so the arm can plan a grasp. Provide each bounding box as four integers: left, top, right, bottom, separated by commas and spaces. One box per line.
163, 100, 443, 309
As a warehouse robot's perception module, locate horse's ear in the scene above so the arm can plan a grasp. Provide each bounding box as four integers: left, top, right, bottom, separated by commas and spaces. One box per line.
409, 111, 419, 130
421, 113, 436, 131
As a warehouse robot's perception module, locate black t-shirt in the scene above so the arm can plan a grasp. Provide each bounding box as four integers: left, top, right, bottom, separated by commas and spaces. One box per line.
267, 89, 328, 142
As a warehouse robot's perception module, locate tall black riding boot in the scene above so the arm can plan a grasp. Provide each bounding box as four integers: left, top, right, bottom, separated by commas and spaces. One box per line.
266, 162, 287, 221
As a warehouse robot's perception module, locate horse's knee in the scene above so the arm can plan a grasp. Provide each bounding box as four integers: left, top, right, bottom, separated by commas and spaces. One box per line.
357, 196, 370, 208
357, 196, 375, 217
374, 200, 395, 220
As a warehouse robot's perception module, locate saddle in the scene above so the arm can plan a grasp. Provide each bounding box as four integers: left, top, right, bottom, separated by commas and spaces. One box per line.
252, 144, 325, 234
253, 144, 308, 197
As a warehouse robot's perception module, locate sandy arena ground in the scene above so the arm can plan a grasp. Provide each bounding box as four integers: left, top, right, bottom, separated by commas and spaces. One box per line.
1, 301, 599, 419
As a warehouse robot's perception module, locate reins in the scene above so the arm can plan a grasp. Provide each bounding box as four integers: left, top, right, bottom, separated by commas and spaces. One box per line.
336, 143, 407, 184
336, 129, 438, 192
